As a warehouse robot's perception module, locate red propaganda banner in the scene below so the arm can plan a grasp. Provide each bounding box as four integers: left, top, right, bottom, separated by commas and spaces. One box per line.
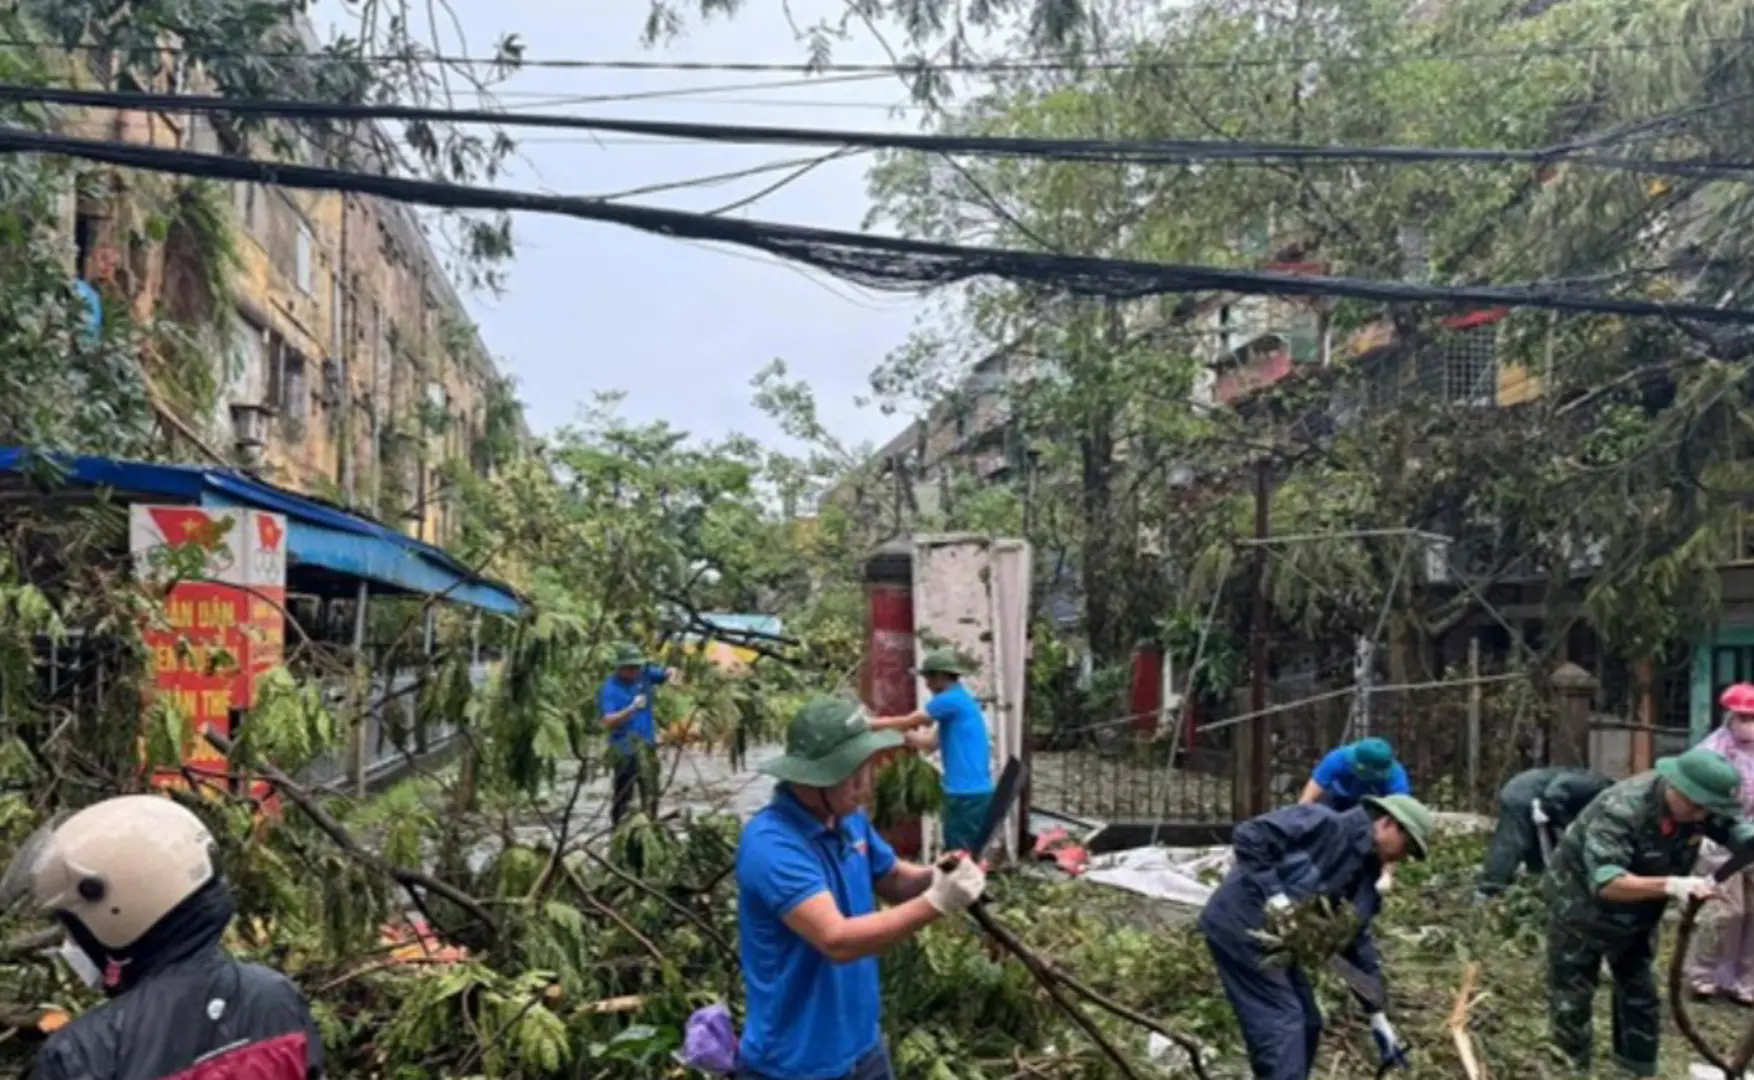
130, 506, 287, 801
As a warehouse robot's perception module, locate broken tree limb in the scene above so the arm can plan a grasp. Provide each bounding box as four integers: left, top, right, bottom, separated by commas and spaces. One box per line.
202, 729, 497, 938
570, 842, 737, 961
968, 903, 1215, 1080
557, 860, 667, 966
1447, 962, 1484, 1080
575, 994, 644, 1016
1670, 893, 1746, 1078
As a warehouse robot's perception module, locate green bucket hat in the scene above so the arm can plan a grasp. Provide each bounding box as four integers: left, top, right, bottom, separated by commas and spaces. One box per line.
918, 648, 970, 677
761, 697, 904, 788
609, 642, 647, 668
1363, 794, 1433, 860
1658, 747, 1744, 818
1348, 737, 1396, 781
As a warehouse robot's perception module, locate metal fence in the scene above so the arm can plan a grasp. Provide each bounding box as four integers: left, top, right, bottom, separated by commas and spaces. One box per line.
1030, 672, 1545, 825
1032, 736, 1236, 824
1255, 676, 1539, 815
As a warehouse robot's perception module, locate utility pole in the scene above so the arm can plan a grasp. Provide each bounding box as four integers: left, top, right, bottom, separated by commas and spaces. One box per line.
1237, 460, 1272, 820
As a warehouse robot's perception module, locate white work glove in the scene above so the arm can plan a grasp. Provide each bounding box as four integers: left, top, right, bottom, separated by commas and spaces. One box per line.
1375, 872, 1393, 894
1266, 893, 1293, 914
631, 694, 648, 711
1667, 876, 1718, 902
1370, 1013, 1408, 1069
924, 855, 987, 914
1530, 799, 1549, 826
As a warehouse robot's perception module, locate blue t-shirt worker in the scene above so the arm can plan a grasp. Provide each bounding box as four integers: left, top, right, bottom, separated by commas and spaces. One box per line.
873, 649, 994, 855
599, 641, 672, 827
1299, 737, 1412, 893
736, 697, 986, 1080
1301, 737, 1411, 812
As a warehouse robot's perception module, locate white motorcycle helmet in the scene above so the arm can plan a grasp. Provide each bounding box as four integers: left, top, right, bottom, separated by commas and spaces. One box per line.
1, 794, 216, 950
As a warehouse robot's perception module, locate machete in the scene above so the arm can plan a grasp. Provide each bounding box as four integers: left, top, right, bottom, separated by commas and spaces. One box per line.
1328, 954, 1385, 1012
939, 756, 1026, 869
1535, 818, 1556, 868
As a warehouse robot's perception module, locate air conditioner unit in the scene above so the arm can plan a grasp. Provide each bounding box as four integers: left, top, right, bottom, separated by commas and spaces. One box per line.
230, 402, 274, 464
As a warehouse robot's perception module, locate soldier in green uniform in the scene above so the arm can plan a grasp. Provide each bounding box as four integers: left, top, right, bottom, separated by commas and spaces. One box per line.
1473, 766, 1613, 903
1544, 747, 1754, 1076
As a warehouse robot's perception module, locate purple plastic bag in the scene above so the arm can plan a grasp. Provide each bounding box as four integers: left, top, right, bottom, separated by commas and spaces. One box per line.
680, 1003, 739, 1075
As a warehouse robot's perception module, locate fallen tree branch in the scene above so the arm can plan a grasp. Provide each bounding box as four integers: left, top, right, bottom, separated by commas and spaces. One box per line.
575, 994, 644, 1016
968, 903, 1215, 1080
570, 842, 736, 961
1670, 893, 1739, 1077
1447, 961, 1484, 1080
558, 860, 666, 965
202, 729, 498, 938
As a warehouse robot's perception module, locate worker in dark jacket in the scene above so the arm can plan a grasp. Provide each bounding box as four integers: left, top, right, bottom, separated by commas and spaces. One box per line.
1, 795, 323, 1080
1198, 794, 1433, 1080
1473, 766, 1614, 903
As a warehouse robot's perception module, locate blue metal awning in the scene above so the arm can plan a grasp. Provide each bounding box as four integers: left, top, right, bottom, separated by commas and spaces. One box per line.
0, 450, 524, 616
696, 613, 784, 639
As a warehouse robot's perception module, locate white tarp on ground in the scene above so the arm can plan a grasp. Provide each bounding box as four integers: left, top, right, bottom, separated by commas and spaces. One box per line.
1081, 811, 1495, 908
1083, 846, 1231, 907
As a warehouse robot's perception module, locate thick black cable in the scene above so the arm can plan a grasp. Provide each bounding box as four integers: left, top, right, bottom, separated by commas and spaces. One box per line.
2, 124, 1751, 324
0, 34, 1746, 73
3, 83, 1749, 181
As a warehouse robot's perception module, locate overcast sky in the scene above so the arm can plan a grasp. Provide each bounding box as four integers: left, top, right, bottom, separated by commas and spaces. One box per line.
311, 0, 943, 454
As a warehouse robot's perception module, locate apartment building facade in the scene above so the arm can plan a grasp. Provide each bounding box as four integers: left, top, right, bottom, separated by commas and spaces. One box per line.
45, 30, 514, 548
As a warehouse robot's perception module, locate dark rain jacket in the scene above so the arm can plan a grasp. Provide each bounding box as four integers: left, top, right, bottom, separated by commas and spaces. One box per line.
1198, 803, 1384, 978
31, 945, 321, 1080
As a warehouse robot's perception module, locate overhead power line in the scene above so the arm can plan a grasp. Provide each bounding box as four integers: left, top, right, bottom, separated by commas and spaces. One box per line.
4, 84, 1751, 182
491, 71, 896, 109
0, 34, 1747, 73
1, 123, 1749, 325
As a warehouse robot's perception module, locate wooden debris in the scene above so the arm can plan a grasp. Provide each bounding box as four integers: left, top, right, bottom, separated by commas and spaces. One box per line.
1447, 961, 1486, 1080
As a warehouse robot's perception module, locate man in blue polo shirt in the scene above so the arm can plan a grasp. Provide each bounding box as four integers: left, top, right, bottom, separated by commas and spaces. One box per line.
599, 642, 672, 828
872, 649, 994, 854
1299, 737, 1411, 813
1298, 737, 1413, 892
737, 697, 986, 1080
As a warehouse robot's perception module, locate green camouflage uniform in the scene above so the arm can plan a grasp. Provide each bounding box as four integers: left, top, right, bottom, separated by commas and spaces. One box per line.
1544, 770, 1751, 1076
1477, 767, 1613, 897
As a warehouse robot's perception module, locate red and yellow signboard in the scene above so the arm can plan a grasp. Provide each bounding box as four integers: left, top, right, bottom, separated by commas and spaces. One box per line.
130, 506, 286, 795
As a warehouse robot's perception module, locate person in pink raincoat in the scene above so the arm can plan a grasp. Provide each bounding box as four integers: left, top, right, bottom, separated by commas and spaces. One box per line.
1687, 683, 1754, 1004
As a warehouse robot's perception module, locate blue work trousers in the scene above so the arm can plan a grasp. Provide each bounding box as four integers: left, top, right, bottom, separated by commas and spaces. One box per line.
1205, 932, 1323, 1080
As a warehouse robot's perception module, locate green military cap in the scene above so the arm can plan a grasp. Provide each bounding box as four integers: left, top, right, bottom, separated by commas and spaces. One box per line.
760, 697, 903, 788
1657, 747, 1744, 818
917, 648, 970, 677
1348, 737, 1397, 781
1363, 793, 1433, 860
609, 643, 647, 668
